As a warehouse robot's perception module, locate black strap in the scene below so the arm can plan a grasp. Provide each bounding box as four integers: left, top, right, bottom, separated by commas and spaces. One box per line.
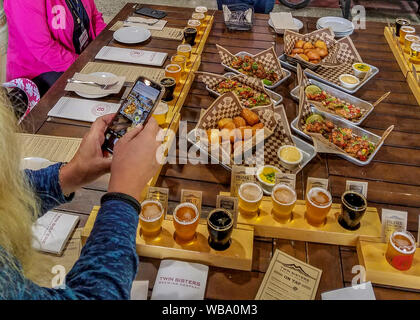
101, 192, 141, 214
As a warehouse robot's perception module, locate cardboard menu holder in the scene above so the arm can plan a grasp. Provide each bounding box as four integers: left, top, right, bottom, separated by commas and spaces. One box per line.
82, 206, 254, 271
195, 71, 274, 108
216, 45, 287, 85
220, 192, 382, 246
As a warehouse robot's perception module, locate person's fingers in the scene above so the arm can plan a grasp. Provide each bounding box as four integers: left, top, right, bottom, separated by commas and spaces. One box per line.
119, 124, 144, 143
97, 157, 112, 173
91, 113, 116, 134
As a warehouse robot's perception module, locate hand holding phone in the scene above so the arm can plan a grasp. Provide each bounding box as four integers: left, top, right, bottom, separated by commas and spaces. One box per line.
102, 76, 164, 154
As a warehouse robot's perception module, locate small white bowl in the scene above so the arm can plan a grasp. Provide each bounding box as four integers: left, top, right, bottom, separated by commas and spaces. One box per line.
277, 145, 303, 170
339, 74, 360, 89
352, 63, 371, 78
256, 165, 282, 193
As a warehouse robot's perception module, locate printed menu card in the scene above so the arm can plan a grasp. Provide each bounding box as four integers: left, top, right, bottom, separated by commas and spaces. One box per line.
151, 260, 209, 300
255, 249, 322, 300
95, 46, 168, 67
48, 97, 119, 122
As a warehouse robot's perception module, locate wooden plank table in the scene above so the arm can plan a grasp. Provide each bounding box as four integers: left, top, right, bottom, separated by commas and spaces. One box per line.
22, 4, 420, 299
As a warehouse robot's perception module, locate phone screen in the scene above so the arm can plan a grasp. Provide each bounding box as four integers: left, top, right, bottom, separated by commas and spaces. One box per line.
102, 78, 162, 153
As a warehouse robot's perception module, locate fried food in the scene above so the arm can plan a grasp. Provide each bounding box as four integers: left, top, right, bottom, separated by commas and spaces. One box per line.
236, 126, 253, 141
303, 42, 314, 49
315, 40, 327, 50
292, 48, 304, 54
230, 55, 280, 84
290, 39, 329, 64
233, 116, 247, 128
207, 129, 220, 145
216, 79, 271, 108
298, 54, 309, 62
241, 108, 260, 126
223, 121, 236, 130
218, 118, 233, 129
306, 50, 321, 61
295, 40, 305, 48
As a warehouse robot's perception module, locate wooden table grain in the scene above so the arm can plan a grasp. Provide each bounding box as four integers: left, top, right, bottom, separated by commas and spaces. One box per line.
23, 3, 420, 299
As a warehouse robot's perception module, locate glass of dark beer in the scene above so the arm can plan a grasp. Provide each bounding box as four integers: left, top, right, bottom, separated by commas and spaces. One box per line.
395, 18, 410, 37
160, 77, 176, 102
338, 191, 367, 230
184, 27, 197, 46
207, 208, 234, 251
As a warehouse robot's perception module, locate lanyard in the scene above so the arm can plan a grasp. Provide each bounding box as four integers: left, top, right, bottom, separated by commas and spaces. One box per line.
65, 0, 84, 26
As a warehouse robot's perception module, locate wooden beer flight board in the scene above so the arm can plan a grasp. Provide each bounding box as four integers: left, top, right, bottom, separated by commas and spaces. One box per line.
221, 192, 382, 246
81, 206, 254, 271
186, 15, 214, 56
384, 26, 420, 105
357, 240, 420, 290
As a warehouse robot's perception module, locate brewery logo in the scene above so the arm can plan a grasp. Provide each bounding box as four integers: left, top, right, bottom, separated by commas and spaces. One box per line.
279, 262, 318, 281
130, 50, 145, 58
92, 104, 111, 116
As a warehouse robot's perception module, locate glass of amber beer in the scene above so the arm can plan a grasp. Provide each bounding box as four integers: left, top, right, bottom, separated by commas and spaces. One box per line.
400, 25, 416, 44
139, 200, 164, 238
271, 184, 297, 223
165, 64, 182, 84
305, 187, 332, 227
173, 202, 200, 242
177, 44, 192, 60
386, 230, 416, 271
238, 182, 263, 217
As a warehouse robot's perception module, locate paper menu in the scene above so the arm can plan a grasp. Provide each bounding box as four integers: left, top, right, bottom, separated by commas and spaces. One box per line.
255, 249, 322, 300
151, 260, 209, 300
48, 97, 120, 122
321, 282, 376, 300
95, 46, 168, 67
32, 211, 79, 255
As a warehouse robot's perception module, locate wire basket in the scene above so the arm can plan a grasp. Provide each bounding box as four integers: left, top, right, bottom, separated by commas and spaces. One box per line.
222, 4, 254, 31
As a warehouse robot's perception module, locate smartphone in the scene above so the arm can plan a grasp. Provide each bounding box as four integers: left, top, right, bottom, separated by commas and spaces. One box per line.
102, 76, 164, 154
135, 7, 167, 19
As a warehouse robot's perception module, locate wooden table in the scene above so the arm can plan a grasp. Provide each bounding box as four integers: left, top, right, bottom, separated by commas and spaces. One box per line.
23, 4, 420, 299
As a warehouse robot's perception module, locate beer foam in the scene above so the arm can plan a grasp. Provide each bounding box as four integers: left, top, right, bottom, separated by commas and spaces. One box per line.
141, 203, 162, 220
274, 188, 294, 204
241, 184, 262, 202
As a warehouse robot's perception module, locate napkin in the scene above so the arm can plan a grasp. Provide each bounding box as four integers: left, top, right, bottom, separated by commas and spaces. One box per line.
270, 12, 297, 32
125, 17, 167, 30
65, 73, 125, 95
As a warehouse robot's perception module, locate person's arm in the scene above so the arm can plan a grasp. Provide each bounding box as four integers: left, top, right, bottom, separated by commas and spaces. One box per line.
6, 0, 77, 71
24, 163, 75, 216
88, 0, 107, 36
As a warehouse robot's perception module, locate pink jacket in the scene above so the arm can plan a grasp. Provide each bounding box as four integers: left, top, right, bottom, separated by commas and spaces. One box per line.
5, 0, 107, 81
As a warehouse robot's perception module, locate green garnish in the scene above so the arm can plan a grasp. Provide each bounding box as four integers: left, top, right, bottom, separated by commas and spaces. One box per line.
263, 79, 272, 86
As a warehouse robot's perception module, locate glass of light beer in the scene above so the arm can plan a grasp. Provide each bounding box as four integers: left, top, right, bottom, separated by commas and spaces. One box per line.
139, 200, 164, 238
410, 42, 420, 64
271, 184, 297, 223
177, 44, 192, 60
404, 34, 420, 53
238, 182, 263, 217
385, 230, 416, 271
305, 187, 332, 227
165, 64, 182, 84
173, 202, 200, 243
171, 55, 187, 73
400, 25, 416, 44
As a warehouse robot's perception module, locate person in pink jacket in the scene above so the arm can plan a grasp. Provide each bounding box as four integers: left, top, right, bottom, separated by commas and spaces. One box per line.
5, 0, 107, 96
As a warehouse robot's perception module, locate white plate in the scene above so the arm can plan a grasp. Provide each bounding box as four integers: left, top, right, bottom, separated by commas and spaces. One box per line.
113, 26, 151, 44
317, 16, 354, 33
21, 157, 54, 170
75, 72, 117, 99
268, 18, 303, 34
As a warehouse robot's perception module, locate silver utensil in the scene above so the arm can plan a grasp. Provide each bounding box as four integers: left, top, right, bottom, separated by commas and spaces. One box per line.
67, 79, 119, 90
124, 19, 159, 26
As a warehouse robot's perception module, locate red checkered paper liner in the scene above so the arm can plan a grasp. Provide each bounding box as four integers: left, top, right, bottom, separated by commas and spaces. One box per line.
284, 27, 341, 70
216, 45, 286, 84
195, 71, 274, 108
305, 36, 365, 87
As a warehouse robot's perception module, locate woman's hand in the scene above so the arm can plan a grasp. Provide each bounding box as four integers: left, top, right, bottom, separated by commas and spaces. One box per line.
59, 114, 114, 195
108, 118, 161, 201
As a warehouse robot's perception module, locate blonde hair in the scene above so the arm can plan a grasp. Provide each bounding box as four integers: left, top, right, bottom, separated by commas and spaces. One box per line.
0, 87, 40, 280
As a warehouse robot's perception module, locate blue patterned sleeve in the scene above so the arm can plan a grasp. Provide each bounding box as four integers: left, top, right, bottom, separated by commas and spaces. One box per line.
0, 199, 139, 300
24, 163, 74, 216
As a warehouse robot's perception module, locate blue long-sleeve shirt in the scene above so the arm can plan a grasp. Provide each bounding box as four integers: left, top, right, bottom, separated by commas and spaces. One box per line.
0, 163, 139, 299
